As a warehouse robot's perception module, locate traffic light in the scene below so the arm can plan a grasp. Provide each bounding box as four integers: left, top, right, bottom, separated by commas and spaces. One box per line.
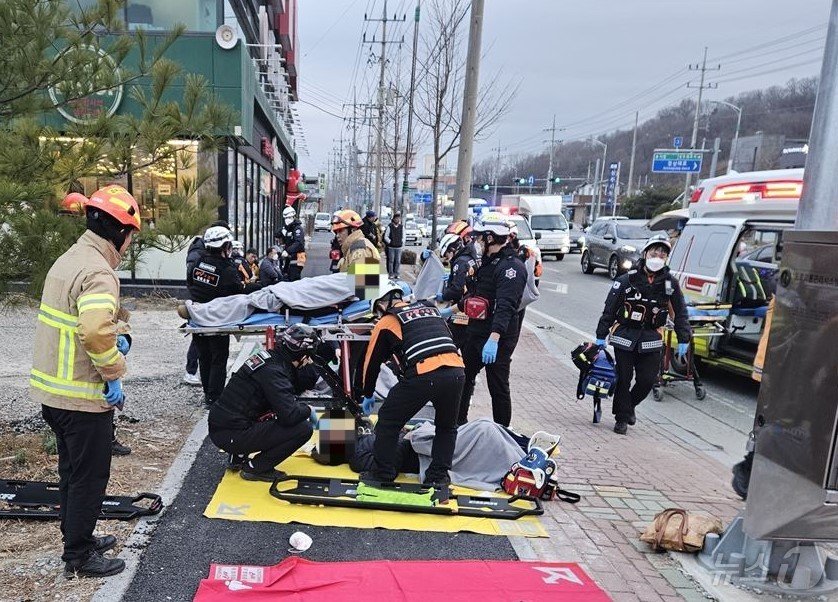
518, 178, 526, 185
553, 177, 561, 184
482, 183, 490, 191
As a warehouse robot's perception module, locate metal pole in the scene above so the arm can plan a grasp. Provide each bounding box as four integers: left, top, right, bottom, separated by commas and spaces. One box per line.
452, 0, 485, 220
796, 0, 838, 230
730, 108, 742, 172
373, 0, 388, 215
400, 0, 420, 215
546, 115, 556, 194
492, 143, 500, 204
592, 157, 601, 221
612, 161, 621, 216
597, 144, 607, 219
709, 137, 721, 178
683, 46, 711, 207
627, 110, 638, 197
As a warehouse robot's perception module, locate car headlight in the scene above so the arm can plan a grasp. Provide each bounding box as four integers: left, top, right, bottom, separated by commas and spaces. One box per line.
620, 245, 636, 253
622, 259, 633, 269
578, 236, 585, 245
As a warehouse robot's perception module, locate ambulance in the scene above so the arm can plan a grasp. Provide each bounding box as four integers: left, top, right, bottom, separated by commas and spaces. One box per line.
666, 168, 803, 378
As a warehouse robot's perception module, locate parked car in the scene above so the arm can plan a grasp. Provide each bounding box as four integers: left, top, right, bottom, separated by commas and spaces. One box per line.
568, 223, 586, 253
414, 217, 429, 238
433, 216, 453, 242
404, 220, 422, 245
314, 212, 331, 232
581, 218, 653, 279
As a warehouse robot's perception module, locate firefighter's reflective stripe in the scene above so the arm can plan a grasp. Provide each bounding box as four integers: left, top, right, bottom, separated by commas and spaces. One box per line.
37, 304, 77, 330
77, 293, 116, 314
56, 328, 78, 380
87, 346, 121, 368
29, 370, 103, 401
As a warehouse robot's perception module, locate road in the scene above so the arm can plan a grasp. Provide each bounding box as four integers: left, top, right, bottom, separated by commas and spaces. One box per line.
527, 252, 759, 467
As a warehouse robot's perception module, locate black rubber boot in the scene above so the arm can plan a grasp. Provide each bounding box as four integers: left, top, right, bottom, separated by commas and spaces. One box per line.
64, 551, 125, 579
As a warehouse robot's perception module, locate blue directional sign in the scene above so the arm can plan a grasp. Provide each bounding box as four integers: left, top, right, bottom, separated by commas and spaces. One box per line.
527, 175, 535, 187
652, 151, 702, 173
673, 136, 683, 149
413, 192, 432, 204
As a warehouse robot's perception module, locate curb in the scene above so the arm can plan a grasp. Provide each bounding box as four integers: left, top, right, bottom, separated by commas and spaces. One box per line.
92, 412, 209, 602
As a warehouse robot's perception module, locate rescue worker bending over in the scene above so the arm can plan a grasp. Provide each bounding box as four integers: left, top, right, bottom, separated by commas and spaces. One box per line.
187, 226, 262, 406
437, 227, 478, 349
594, 235, 691, 435
359, 283, 465, 488
331, 210, 381, 272
32, 185, 141, 578
457, 212, 527, 428
208, 325, 321, 482
279, 206, 306, 281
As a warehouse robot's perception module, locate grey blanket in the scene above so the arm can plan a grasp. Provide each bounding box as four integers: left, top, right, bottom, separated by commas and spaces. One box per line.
186, 273, 356, 327
408, 418, 525, 490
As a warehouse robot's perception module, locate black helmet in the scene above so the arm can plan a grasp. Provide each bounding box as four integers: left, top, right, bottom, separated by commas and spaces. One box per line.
276, 324, 321, 361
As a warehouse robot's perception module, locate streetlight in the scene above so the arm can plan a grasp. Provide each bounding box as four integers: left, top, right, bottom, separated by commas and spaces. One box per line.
589, 137, 607, 221
708, 100, 742, 173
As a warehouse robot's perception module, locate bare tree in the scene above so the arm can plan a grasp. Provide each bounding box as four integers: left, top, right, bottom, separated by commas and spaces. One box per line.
415, 0, 518, 244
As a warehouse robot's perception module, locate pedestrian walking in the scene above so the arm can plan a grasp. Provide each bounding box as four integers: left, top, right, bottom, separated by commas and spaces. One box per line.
32, 185, 141, 578
382, 212, 404, 278
594, 234, 691, 435
359, 283, 464, 488
456, 213, 527, 427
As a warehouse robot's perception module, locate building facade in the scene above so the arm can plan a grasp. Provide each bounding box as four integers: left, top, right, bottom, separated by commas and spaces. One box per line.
55, 0, 300, 269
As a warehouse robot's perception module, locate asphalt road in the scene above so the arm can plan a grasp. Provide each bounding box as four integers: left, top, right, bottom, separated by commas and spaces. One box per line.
527, 251, 759, 467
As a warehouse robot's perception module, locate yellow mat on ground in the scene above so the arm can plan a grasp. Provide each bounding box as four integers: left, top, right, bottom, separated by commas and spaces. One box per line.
204, 452, 547, 538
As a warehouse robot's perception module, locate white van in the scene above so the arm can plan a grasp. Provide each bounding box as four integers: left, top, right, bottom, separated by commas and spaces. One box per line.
500, 195, 570, 260
667, 168, 802, 377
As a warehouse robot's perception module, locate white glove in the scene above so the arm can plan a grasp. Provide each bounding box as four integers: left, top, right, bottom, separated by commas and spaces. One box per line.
281, 250, 289, 258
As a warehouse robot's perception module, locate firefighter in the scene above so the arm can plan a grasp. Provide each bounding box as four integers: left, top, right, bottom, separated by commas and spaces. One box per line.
32, 185, 141, 578
331, 210, 380, 272
359, 283, 465, 487
456, 213, 527, 427
436, 229, 478, 349
187, 225, 262, 406
208, 324, 322, 482
594, 234, 691, 435
279, 206, 306, 281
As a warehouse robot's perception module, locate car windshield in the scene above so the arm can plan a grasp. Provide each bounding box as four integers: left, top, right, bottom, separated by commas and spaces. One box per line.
315, 213, 329, 220
617, 224, 653, 240
530, 215, 568, 231
415, 218, 427, 225
406, 221, 418, 229
509, 217, 534, 239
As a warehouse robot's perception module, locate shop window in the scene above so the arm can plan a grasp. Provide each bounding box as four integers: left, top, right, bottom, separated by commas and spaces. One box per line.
127, 0, 217, 32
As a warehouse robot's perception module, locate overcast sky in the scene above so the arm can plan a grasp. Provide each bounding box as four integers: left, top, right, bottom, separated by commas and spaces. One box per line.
295, 0, 831, 175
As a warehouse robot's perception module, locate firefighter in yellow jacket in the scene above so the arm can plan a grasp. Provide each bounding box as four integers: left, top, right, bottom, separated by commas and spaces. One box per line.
31, 185, 140, 579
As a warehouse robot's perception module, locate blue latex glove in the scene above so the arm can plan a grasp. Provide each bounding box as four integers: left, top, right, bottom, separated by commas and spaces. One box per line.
676, 342, 690, 359
309, 406, 319, 429
595, 338, 607, 347
439, 306, 454, 319
361, 395, 375, 416
103, 379, 123, 407
116, 335, 130, 355
420, 249, 432, 261
482, 338, 499, 364
434, 292, 444, 301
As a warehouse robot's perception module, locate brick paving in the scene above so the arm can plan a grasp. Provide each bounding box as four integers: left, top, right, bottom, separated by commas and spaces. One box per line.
467, 327, 744, 600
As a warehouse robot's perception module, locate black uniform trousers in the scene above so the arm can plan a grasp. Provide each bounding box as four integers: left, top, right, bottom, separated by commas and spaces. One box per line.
185, 338, 199, 375
613, 347, 662, 422
210, 420, 313, 473
41, 405, 113, 565
458, 330, 518, 427
283, 258, 303, 282
195, 334, 230, 403
449, 323, 468, 351
373, 366, 464, 482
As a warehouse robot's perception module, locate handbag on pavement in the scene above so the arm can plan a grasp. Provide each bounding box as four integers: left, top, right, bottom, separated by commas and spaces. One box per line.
640, 508, 723, 552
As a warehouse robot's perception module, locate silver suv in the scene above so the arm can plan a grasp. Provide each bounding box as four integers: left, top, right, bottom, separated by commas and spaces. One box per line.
581, 219, 652, 279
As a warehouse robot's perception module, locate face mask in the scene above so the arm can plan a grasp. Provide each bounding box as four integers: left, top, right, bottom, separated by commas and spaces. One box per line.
646, 257, 666, 272
284, 217, 294, 226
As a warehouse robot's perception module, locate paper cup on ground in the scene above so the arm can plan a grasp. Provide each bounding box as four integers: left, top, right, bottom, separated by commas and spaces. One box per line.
288, 531, 312, 553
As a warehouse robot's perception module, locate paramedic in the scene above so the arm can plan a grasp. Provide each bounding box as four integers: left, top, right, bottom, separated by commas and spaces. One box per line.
279, 206, 306, 281
457, 213, 527, 427
594, 235, 691, 435
436, 227, 478, 350
508, 220, 542, 344
33, 185, 140, 578
359, 283, 464, 488
209, 325, 321, 482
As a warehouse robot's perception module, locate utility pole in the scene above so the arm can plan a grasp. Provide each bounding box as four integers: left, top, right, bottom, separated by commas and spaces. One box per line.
452, 0, 485, 220
400, 0, 420, 216
491, 143, 504, 205
683, 47, 720, 207
544, 115, 564, 195
627, 110, 639, 197
364, 2, 405, 215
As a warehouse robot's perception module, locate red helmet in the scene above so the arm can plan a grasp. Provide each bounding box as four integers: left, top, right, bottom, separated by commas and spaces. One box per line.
87, 185, 141, 231
445, 219, 472, 239
60, 192, 88, 215
331, 210, 362, 232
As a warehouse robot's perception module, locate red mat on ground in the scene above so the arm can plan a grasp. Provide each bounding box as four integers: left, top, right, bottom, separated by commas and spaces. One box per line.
193, 556, 609, 601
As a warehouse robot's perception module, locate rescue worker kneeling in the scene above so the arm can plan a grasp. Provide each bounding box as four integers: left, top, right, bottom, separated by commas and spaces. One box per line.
594, 235, 691, 435
359, 283, 465, 488
208, 324, 321, 481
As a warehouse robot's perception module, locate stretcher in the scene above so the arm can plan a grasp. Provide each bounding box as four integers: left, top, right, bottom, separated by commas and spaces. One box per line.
0, 479, 163, 520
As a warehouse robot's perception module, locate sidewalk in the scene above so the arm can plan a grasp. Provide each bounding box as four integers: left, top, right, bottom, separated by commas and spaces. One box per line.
468, 326, 744, 602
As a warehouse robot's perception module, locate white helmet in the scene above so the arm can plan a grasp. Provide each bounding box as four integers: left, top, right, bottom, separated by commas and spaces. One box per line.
231, 240, 244, 252
283, 206, 297, 220
204, 226, 234, 248
473, 212, 511, 237
373, 280, 414, 313
438, 233, 463, 258
642, 234, 672, 254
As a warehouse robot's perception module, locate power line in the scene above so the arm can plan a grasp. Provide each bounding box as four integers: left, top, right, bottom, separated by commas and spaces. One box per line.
722, 36, 825, 66
714, 57, 822, 85
708, 24, 825, 62
719, 46, 823, 79
303, 0, 364, 58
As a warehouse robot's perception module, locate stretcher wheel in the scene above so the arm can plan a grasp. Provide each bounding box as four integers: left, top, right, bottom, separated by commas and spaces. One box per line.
652, 387, 663, 402
695, 386, 707, 401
